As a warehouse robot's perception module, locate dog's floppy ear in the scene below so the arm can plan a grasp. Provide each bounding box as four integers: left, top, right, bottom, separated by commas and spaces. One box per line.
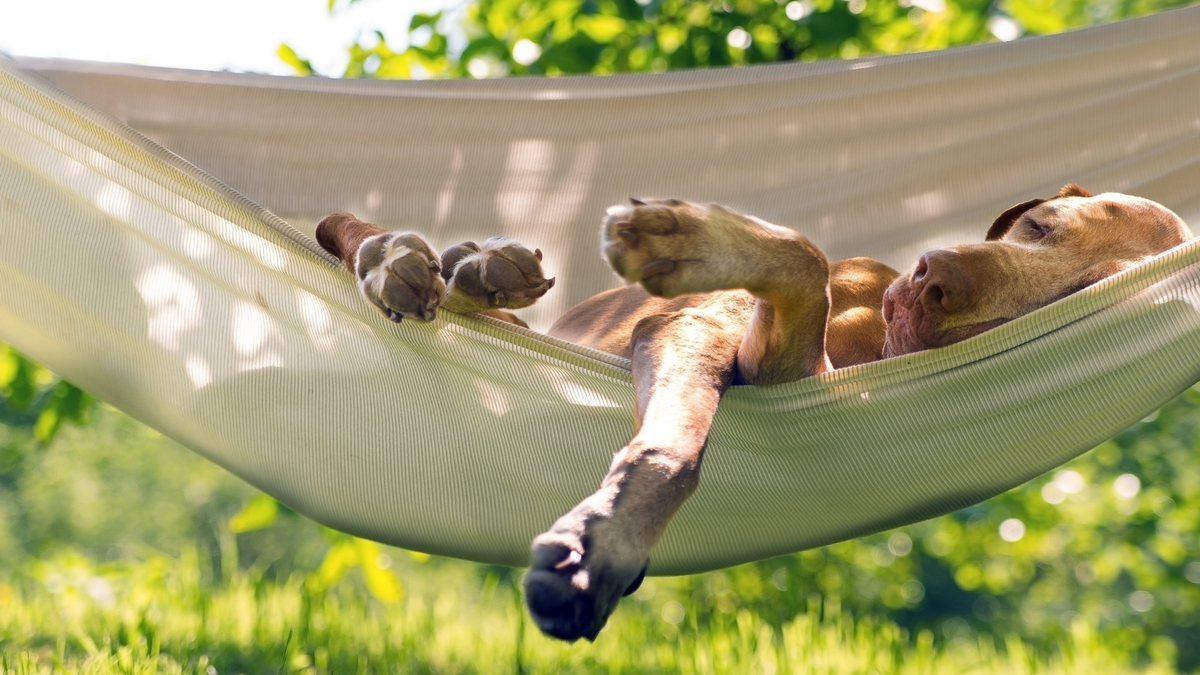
985, 185, 1094, 241
1056, 183, 1093, 199
986, 198, 1047, 241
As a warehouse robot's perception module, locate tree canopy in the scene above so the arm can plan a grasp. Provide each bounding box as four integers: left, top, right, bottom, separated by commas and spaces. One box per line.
282, 0, 1195, 79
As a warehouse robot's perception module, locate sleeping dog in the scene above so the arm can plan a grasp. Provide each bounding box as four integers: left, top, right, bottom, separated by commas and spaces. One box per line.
316, 184, 1190, 641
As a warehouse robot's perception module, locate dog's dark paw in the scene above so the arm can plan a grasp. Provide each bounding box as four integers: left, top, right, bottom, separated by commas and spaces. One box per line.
356, 232, 446, 322
523, 524, 648, 642
441, 237, 554, 314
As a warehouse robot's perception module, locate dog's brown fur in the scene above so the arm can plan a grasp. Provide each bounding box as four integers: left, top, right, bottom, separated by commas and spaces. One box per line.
316, 185, 1191, 642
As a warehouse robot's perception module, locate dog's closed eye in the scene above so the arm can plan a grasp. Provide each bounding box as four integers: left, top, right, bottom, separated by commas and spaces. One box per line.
1026, 219, 1051, 238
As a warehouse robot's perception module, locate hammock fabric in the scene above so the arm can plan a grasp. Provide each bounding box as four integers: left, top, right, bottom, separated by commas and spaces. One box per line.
3, 8, 1200, 575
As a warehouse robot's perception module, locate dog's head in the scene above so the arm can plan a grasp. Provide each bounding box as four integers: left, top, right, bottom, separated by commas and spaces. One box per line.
882, 185, 1192, 357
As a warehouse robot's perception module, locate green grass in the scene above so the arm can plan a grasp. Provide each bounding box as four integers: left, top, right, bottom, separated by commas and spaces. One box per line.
2, 388, 1195, 673
0, 549, 1179, 674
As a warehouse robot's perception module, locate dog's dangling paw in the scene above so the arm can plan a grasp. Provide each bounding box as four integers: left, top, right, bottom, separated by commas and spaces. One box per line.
356, 232, 446, 322
441, 237, 555, 313
524, 511, 652, 642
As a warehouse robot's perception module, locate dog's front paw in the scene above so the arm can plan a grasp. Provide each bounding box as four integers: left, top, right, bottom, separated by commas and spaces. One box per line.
356, 232, 446, 322
524, 504, 649, 642
440, 237, 555, 314
601, 198, 753, 298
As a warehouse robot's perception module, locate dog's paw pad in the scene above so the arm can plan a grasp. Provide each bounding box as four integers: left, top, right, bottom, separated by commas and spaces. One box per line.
600, 198, 762, 298
356, 232, 446, 322
600, 199, 699, 289
524, 526, 649, 642
439, 242, 481, 281
443, 238, 554, 313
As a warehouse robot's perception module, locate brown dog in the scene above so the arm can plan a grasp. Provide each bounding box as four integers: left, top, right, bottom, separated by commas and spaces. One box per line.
316, 184, 1190, 641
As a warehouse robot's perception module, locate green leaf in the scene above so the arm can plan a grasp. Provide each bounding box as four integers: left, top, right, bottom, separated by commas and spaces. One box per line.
357, 539, 403, 602
409, 11, 443, 33
328, 0, 366, 13
412, 33, 449, 59
228, 494, 280, 533
1002, 0, 1069, 34
33, 382, 92, 443
31, 406, 58, 443
657, 24, 688, 54
0, 346, 17, 390
2, 352, 41, 412
576, 15, 627, 42
310, 540, 359, 590
459, 36, 506, 64
277, 43, 315, 76
375, 53, 416, 79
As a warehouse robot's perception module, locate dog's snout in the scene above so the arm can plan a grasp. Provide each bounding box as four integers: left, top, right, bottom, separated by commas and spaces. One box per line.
910, 256, 928, 283
924, 282, 946, 309
914, 251, 971, 314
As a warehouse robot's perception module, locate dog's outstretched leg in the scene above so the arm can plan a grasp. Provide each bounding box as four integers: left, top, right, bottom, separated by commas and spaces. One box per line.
525, 199, 836, 641
524, 294, 750, 642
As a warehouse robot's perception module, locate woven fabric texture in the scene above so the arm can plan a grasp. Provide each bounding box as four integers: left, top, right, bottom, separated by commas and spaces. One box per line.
3, 7, 1200, 573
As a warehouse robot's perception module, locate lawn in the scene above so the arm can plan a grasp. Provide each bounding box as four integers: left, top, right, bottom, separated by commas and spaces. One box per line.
0, 548, 1176, 674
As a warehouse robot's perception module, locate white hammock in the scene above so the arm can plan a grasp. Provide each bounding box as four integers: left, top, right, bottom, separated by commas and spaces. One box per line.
3, 7, 1200, 574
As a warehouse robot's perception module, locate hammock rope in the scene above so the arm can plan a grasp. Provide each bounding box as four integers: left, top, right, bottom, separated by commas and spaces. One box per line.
3, 7, 1200, 574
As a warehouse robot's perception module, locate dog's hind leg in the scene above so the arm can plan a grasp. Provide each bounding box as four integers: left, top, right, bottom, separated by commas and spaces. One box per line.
316, 214, 446, 323
438, 237, 555, 315
316, 216, 553, 325
523, 293, 752, 642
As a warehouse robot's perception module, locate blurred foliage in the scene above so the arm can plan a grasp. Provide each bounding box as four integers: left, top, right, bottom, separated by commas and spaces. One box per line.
308, 528, 404, 603
0, 345, 92, 446
3, 547, 1174, 674
284, 0, 1196, 79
